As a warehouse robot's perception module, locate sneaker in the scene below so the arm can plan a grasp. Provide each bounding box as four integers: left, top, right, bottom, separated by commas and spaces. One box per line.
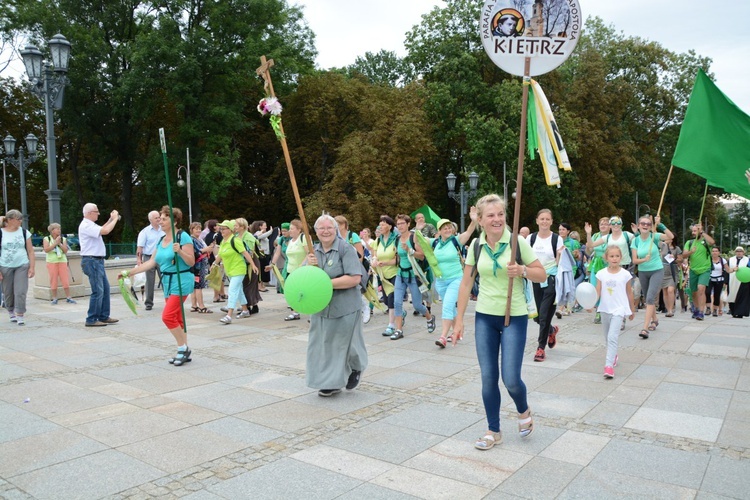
435, 337, 447, 348
712, 310, 718, 317
696, 312, 704, 321
594, 312, 601, 324
534, 348, 545, 362
346, 370, 361, 390
318, 389, 341, 397
219, 315, 232, 324
382, 326, 395, 337
66, 298, 77, 304
51, 298, 58, 305
426, 315, 436, 333
16, 317, 25, 326
390, 329, 404, 340
238, 311, 251, 319
547, 325, 559, 348
603, 366, 614, 379
9, 314, 17, 323
220, 307, 229, 313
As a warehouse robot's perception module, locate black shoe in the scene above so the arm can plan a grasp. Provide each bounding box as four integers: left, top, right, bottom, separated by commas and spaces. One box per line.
346, 370, 361, 390
250, 305, 259, 314
318, 389, 341, 397
145, 305, 153, 311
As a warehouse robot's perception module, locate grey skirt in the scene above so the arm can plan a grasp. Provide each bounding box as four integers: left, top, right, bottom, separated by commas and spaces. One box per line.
306, 309, 368, 389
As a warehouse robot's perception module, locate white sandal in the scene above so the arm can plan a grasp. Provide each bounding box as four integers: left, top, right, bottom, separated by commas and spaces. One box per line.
474, 430, 502, 450
519, 409, 534, 438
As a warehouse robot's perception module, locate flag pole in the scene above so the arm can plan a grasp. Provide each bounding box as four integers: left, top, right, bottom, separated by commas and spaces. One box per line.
256, 56, 314, 254
158, 128, 187, 333
698, 181, 709, 225
656, 164, 674, 217
505, 57, 531, 327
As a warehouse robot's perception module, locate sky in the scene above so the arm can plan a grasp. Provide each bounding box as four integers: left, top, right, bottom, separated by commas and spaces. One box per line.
293, 0, 750, 111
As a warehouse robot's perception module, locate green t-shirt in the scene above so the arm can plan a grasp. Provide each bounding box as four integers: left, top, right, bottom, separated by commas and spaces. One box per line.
631, 232, 663, 272
466, 229, 537, 316
685, 238, 711, 274
218, 236, 249, 277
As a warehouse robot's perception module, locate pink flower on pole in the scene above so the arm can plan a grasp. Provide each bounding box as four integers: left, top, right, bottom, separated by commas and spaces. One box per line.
257, 97, 282, 116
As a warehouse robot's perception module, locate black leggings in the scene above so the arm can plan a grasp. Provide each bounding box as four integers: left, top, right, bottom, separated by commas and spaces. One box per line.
705, 280, 724, 307
532, 275, 557, 349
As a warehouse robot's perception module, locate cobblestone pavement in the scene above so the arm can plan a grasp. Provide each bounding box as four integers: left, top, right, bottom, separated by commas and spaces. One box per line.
1, 288, 749, 499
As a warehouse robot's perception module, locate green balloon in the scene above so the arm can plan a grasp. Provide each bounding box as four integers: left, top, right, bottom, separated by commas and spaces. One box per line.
283, 265, 333, 315
737, 267, 750, 283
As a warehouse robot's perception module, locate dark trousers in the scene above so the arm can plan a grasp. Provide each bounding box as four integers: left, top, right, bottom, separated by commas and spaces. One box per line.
705, 280, 724, 307
532, 275, 557, 349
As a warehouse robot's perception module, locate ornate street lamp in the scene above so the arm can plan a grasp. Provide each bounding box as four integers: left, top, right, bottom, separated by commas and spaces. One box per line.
20, 34, 71, 225
2, 134, 39, 229
446, 171, 479, 232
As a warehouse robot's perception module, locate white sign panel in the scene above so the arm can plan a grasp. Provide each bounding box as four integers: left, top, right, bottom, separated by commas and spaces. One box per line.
481, 0, 582, 77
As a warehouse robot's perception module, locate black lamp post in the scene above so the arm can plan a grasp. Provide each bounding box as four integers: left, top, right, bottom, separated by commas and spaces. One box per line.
2, 134, 38, 230
446, 171, 479, 232
20, 34, 71, 225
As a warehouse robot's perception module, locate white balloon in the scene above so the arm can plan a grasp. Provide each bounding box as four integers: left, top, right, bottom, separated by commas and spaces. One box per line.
575, 282, 599, 309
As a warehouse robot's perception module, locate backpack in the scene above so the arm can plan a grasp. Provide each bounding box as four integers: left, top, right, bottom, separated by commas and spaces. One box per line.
0, 228, 30, 256
230, 235, 254, 267
159, 230, 201, 275
432, 235, 467, 259
326, 237, 369, 294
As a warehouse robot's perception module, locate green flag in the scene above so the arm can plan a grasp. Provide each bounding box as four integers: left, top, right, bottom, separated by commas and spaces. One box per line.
410, 205, 441, 227
672, 70, 750, 199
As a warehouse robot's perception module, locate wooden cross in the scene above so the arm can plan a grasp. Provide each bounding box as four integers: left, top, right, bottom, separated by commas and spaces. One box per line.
255, 55, 314, 254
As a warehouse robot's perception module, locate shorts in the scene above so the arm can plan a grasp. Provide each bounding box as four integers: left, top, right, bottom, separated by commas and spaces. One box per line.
688, 269, 710, 295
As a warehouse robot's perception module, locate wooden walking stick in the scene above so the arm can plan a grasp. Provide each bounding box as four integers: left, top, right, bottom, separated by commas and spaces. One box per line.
256, 56, 314, 254
504, 57, 531, 327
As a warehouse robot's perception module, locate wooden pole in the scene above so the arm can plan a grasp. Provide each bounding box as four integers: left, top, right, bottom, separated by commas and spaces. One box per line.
656, 164, 674, 217
698, 181, 709, 226
505, 57, 531, 327
256, 56, 314, 254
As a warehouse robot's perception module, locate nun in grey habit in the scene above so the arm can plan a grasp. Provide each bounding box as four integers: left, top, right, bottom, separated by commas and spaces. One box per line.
305, 214, 368, 396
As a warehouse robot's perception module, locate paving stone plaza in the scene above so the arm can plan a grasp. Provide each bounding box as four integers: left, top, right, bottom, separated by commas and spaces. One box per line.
1, 286, 749, 499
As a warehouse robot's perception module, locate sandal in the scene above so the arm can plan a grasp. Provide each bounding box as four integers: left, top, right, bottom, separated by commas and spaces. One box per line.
639, 329, 649, 339
474, 430, 502, 450
212, 298, 225, 303
665, 311, 674, 317
518, 409, 534, 438
197, 307, 213, 314
648, 319, 659, 331
435, 336, 447, 348
190, 306, 200, 312
426, 315, 436, 333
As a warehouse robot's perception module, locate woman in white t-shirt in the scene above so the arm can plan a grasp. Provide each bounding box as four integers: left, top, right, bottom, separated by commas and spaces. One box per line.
529, 209, 565, 362
0, 210, 36, 325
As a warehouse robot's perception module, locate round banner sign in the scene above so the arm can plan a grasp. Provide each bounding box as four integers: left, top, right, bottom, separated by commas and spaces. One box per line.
481, 0, 582, 77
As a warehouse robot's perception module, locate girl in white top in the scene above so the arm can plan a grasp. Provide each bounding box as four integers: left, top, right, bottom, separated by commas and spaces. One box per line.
595, 245, 634, 379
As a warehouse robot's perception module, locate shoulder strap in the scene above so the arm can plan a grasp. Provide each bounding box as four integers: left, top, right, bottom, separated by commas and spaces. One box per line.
471, 239, 483, 278
552, 233, 559, 258
529, 232, 537, 247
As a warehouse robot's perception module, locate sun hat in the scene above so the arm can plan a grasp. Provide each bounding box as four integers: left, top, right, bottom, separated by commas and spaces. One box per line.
735, 246, 745, 252
436, 218, 453, 230
217, 219, 235, 231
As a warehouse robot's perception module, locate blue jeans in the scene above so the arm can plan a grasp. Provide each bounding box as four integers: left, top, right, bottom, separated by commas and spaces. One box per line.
394, 275, 427, 317
81, 257, 110, 324
475, 312, 529, 433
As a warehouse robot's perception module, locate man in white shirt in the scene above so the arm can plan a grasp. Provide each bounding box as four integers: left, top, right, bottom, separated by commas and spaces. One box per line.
136, 211, 165, 310
79, 203, 119, 327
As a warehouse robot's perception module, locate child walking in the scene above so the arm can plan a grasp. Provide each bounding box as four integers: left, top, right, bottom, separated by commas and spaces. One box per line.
595, 246, 634, 379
